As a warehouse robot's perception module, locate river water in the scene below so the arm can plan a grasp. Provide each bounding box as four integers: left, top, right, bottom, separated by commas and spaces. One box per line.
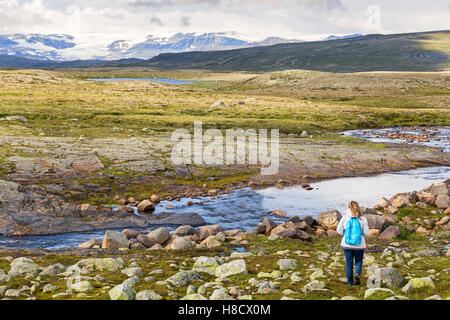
1, 166, 448, 250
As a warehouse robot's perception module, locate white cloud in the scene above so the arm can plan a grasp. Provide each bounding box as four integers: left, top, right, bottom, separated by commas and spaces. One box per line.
0, 0, 448, 46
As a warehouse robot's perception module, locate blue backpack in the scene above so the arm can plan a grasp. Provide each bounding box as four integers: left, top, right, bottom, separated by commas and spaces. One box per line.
345, 217, 363, 246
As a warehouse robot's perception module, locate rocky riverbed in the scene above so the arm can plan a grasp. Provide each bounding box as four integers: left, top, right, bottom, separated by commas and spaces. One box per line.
0, 180, 448, 300
0, 131, 449, 237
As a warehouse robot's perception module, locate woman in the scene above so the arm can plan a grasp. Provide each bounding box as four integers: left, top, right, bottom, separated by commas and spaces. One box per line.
336, 201, 369, 286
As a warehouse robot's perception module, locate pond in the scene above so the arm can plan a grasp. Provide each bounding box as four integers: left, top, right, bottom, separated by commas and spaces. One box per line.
88, 78, 197, 85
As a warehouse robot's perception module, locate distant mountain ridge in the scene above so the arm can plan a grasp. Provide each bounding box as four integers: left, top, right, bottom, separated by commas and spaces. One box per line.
104, 32, 302, 60
325, 34, 363, 41
0, 32, 302, 62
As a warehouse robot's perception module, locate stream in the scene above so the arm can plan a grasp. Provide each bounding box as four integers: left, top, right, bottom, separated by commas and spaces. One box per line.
0, 126, 448, 250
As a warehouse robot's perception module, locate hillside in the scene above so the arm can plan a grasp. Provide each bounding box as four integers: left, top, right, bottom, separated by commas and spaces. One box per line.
140, 31, 450, 72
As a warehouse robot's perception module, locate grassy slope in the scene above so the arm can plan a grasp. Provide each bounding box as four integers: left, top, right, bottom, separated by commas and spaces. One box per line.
141, 31, 450, 72
0, 69, 448, 140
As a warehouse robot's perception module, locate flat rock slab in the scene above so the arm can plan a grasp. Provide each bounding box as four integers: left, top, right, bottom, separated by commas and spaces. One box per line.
145, 212, 206, 226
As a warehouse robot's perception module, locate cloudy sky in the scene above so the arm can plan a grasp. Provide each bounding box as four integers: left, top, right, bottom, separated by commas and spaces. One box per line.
0, 0, 449, 44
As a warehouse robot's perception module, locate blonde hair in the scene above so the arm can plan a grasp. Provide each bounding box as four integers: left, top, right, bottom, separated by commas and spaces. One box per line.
349, 201, 363, 218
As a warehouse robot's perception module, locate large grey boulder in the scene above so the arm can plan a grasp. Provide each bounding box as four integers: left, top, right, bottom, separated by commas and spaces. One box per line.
193, 257, 221, 275
148, 227, 170, 244
367, 267, 404, 289
8, 257, 41, 278
102, 230, 129, 250
166, 271, 202, 287
215, 260, 248, 278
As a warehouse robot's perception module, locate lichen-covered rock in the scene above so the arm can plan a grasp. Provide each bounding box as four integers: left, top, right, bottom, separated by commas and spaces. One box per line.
193, 257, 220, 275
210, 288, 235, 300
108, 284, 136, 300
301, 280, 329, 293
70, 281, 93, 293
43, 284, 60, 293
75, 258, 124, 272
8, 257, 41, 277
121, 267, 143, 278
277, 259, 298, 271
181, 294, 208, 300
364, 288, 395, 300
102, 230, 129, 250
136, 290, 163, 300
367, 267, 404, 289
166, 271, 202, 287
215, 260, 248, 278
39, 264, 66, 277
401, 277, 435, 294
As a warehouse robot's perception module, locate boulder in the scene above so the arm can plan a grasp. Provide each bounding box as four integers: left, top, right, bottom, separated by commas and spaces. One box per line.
199, 225, 224, 241
401, 277, 435, 294
215, 260, 248, 278
102, 230, 129, 250
181, 294, 208, 300
365, 214, 386, 231
70, 281, 93, 293
435, 194, 450, 209
375, 197, 390, 209
121, 267, 143, 278
317, 210, 342, 230
430, 182, 448, 197
121, 229, 141, 240
271, 227, 309, 240
364, 288, 395, 300
137, 200, 155, 213
193, 257, 221, 275
390, 194, 410, 208
301, 280, 329, 293
166, 271, 202, 287
75, 258, 125, 272
418, 192, 435, 206
256, 218, 277, 234
171, 237, 192, 250
367, 229, 380, 238
8, 257, 41, 277
39, 264, 65, 277
210, 288, 235, 300
277, 259, 298, 271
174, 225, 197, 237
378, 226, 401, 240
136, 234, 155, 248
201, 236, 222, 248
78, 238, 103, 249
108, 284, 136, 300
148, 227, 170, 244
366, 267, 404, 289
136, 290, 163, 300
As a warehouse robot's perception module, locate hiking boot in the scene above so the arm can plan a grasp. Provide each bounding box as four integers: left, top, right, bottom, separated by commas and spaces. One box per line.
354, 275, 361, 285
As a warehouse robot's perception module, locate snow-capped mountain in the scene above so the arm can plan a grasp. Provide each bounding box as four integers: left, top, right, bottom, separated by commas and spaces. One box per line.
104, 32, 302, 60
0, 32, 301, 62
325, 34, 363, 41
0, 34, 76, 60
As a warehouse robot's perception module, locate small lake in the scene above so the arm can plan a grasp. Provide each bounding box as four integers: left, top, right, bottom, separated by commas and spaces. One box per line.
1, 166, 448, 250
88, 78, 197, 85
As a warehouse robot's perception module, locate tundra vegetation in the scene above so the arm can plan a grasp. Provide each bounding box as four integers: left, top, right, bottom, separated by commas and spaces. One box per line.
0, 66, 448, 300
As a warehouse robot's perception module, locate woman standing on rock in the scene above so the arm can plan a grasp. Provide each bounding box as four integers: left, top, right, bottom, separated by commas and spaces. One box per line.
337, 201, 369, 286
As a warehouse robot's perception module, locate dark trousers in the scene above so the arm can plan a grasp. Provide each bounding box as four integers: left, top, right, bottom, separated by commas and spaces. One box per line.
343, 248, 364, 285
